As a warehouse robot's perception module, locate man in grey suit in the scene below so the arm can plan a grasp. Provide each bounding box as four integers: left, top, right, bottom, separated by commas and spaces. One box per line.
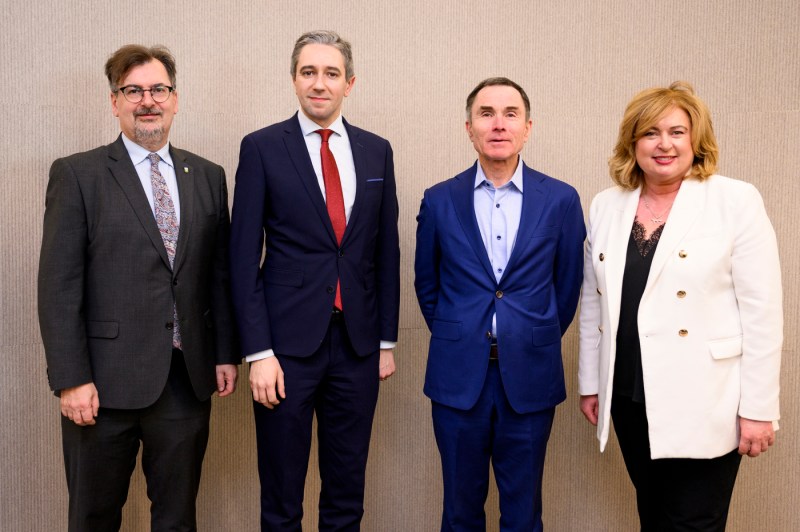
38, 44, 239, 532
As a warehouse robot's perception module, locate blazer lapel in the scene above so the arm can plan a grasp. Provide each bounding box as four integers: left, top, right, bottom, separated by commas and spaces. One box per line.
502, 165, 546, 277
604, 188, 641, 329
171, 147, 194, 274
107, 136, 172, 269
644, 178, 705, 295
282, 114, 337, 242
451, 163, 495, 280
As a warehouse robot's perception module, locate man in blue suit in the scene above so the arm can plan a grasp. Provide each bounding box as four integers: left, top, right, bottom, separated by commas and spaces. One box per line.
229, 31, 399, 531
414, 77, 585, 531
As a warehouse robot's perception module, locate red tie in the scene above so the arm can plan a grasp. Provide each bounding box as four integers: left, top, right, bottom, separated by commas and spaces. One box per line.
317, 129, 346, 310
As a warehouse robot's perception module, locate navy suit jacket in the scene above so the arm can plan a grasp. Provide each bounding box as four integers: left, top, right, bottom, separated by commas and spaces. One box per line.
230, 114, 400, 357
414, 162, 585, 414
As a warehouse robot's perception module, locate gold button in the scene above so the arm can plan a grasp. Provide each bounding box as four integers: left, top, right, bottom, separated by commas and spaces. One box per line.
678, 250, 687, 258
495, 290, 504, 299
596, 288, 602, 295
678, 329, 688, 337
677, 290, 686, 298
599, 253, 605, 261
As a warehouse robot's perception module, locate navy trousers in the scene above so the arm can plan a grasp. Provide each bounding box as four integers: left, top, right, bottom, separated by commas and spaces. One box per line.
253, 317, 380, 532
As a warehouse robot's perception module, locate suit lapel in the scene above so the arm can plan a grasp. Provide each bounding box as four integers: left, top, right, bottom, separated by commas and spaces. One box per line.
643, 178, 705, 295
342, 119, 365, 244
451, 163, 495, 280
502, 165, 546, 277
282, 114, 337, 242
171, 147, 194, 274
107, 136, 172, 269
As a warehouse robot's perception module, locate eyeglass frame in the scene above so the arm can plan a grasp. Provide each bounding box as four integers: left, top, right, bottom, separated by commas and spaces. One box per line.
114, 84, 175, 104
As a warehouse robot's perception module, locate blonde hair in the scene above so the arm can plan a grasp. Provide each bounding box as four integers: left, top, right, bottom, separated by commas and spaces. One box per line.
609, 81, 718, 190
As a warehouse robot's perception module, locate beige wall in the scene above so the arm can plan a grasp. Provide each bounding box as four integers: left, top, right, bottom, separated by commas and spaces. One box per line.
2, 1, 798, 530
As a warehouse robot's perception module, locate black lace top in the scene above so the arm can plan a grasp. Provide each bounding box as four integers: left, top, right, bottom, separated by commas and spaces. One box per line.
613, 219, 664, 403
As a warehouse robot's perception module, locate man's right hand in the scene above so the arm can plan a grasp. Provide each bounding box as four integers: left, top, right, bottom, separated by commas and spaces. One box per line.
250, 357, 285, 409
60, 383, 99, 426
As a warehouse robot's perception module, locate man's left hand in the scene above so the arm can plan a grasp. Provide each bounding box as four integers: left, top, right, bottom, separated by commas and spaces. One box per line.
379, 349, 396, 381
215, 364, 238, 397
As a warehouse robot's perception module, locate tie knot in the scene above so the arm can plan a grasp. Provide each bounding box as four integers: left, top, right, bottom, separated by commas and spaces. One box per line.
316, 129, 334, 143
148, 153, 160, 165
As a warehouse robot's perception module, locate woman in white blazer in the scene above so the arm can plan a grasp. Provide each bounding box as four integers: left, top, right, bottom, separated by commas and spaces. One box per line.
578, 81, 782, 531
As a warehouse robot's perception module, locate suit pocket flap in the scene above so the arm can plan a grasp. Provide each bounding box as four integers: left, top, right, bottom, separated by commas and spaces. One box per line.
531, 324, 561, 346
432, 319, 462, 341
86, 320, 119, 339
264, 267, 303, 287
708, 335, 743, 359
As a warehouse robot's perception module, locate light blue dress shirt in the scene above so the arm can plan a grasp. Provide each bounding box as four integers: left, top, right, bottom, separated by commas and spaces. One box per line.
121, 133, 180, 219
473, 157, 524, 337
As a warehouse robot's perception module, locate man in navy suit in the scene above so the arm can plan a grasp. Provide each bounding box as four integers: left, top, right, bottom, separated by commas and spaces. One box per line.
229, 31, 400, 531
414, 77, 585, 531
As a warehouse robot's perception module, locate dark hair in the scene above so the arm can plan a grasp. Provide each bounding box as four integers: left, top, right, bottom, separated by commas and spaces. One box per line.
104, 44, 176, 91
291, 30, 354, 80
466, 77, 531, 121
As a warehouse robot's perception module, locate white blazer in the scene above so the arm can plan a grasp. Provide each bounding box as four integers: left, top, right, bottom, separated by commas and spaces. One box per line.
578, 175, 782, 459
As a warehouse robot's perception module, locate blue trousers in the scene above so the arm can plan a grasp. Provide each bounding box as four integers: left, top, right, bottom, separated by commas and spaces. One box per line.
432, 360, 555, 532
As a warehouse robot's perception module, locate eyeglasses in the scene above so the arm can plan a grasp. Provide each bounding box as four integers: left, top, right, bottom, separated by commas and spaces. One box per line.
115, 85, 175, 104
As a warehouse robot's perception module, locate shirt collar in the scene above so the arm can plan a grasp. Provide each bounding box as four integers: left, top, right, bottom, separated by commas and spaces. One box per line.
473, 156, 524, 193
121, 133, 174, 168
297, 110, 346, 139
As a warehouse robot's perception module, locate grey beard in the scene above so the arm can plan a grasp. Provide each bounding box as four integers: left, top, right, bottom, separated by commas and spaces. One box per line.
134, 124, 165, 147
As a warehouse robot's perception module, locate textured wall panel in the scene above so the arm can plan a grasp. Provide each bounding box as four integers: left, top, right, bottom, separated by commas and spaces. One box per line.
2, 1, 798, 530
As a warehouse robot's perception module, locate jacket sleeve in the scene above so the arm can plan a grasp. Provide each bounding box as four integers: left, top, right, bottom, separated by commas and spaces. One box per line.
732, 184, 783, 422
229, 134, 273, 357
38, 157, 93, 391
577, 195, 601, 396
553, 189, 586, 335
414, 191, 440, 332
209, 165, 241, 364
375, 142, 400, 343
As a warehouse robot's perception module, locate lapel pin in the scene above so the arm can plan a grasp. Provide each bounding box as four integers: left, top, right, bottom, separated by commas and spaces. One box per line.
184, 166, 189, 173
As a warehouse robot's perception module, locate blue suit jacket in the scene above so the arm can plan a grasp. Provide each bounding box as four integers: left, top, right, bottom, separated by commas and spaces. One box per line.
414, 162, 585, 413
230, 114, 400, 357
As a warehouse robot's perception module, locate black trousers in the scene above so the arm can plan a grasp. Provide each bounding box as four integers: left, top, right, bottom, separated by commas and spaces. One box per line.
61, 350, 211, 532
253, 316, 380, 532
611, 395, 741, 532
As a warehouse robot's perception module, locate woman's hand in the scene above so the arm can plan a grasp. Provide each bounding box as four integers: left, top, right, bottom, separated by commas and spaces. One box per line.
580, 395, 599, 426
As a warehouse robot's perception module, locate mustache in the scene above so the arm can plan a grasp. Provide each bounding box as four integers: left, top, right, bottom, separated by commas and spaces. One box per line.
134, 106, 163, 117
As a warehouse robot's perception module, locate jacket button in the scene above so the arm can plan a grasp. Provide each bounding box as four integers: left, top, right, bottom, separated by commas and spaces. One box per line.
599, 253, 605, 261
326, 286, 335, 294
678, 329, 688, 337
165, 322, 174, 330
173, 279, 178, 286
678, 250, 687, 258
338, 249, 344, 257
596, 288, 602, 295
495, 290, 503, 299
677, 290, 686, 298
598, 326, 603, 333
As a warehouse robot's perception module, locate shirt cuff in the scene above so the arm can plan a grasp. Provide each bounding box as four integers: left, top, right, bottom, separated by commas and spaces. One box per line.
379, 341, 396, 350
245, 349, 275, 363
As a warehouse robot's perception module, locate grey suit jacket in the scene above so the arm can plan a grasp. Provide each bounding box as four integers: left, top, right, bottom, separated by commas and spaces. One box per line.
38, 135, 239, 409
